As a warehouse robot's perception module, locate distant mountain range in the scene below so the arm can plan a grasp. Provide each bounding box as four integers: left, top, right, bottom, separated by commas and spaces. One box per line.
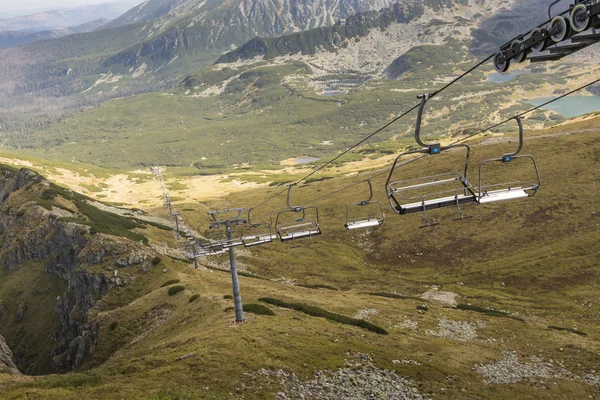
0, 0, 584, 137
0, 1, 141, 33
0, 19, 109, 49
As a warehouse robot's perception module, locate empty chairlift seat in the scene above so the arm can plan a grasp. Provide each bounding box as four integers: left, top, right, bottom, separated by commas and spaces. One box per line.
477, 116, 541, 204
345, 180, 385, 230
276, 185, 322, 243
385, 93, 477, 226
241, 209, 278, 247
388, 172, 476, 214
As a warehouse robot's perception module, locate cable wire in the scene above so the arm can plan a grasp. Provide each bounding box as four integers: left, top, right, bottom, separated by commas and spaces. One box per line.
248, 54, 496, 211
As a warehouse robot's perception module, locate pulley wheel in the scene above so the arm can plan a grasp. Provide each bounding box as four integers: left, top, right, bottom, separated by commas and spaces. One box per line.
511, 40, 527, 63
594, 0, 600, 28
550, 15, 570, 43
530, 28, 549, 52
569, 4, 592, 33
493, 51, 510, 73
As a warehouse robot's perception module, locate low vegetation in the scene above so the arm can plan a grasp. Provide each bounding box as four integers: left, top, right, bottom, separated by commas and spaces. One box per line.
455, 304, 524, 321
259, 297, 388, 335
161, 279, 181, 287
167, 286, 185, 296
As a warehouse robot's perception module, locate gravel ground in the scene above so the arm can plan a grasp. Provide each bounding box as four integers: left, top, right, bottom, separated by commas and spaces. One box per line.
476, 351, 575, 384
426, 317, 486, 342
420, 286, 459, 306
352, 308, 379, 320
260, 354, 429, 400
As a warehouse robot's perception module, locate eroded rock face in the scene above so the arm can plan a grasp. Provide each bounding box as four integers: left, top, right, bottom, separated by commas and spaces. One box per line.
0, 334, 20, 375
0, 168, 156, 374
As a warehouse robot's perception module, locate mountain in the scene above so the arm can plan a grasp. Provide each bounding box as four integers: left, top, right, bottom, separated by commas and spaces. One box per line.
0, 0, 396, 134
3, 0, 596, 170
104, 0, 189, 28
0, 19, 109, 50
0, 1, 141, 33
0, 165, 176, 374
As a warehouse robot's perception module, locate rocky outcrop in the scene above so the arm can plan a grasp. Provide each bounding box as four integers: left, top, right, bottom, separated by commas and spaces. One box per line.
0, 167, 157, 374
0, 334, 20, 375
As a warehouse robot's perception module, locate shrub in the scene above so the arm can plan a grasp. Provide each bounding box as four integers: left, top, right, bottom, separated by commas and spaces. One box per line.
368, 292, 422, 301
109, 321, 118, 331
189, 294, 200, 303
455, 304, 524, 321
152, 256, 161, 265
161, 279, 180, 287
297, 284, 338, 291
168, 285, 185, 296
41, 188, 57, 200
223, 294, 233, 299
259, 297, 387, 335
549, 326, 587, 336
416, 305, 429, 311
243, 303, 275, 316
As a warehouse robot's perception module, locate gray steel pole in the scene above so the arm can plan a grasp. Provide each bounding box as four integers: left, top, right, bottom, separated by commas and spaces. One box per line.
226, 221, 244, 323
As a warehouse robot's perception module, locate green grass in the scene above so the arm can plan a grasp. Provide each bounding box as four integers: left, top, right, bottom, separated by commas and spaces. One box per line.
259, 297, 388, 335
241, 303, 275, 316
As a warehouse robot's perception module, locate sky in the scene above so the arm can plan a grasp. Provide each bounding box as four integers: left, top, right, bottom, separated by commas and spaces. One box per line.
0, 0, 141, 15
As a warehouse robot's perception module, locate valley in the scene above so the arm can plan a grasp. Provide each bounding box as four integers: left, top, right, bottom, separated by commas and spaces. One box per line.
0, 0, 599, 398
0, 114, 598, 398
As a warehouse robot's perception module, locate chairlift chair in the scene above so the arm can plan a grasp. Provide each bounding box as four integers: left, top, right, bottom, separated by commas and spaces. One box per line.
275, 185, 322, 244
477, 116, 541, 204
345, 180, 385, 230
241, 209, 277, 247
385, 94, 478, 227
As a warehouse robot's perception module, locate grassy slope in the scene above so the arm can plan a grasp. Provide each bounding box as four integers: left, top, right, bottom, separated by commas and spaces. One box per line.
1, 120, 598, 398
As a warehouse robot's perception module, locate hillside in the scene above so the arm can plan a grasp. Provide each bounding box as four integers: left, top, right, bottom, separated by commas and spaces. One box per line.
0, 116, 598, 398
7, 37, 599, 170
0, 165, 183, 375
0, 0, 396, 133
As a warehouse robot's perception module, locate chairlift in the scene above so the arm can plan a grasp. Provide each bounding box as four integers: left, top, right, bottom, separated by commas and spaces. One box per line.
345, 180, 385, 230
477, 116, 541, 204
241, 209, 277, 247
275, 185, 321, 244
385, 94, 478, 227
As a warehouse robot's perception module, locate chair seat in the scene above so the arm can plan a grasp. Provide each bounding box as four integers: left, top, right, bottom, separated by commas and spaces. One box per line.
400, 193, 475, 214
346, 219, 382, 230
279, 229, 321, 242
243, 234, 277, 247
478, 187, 528, 204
